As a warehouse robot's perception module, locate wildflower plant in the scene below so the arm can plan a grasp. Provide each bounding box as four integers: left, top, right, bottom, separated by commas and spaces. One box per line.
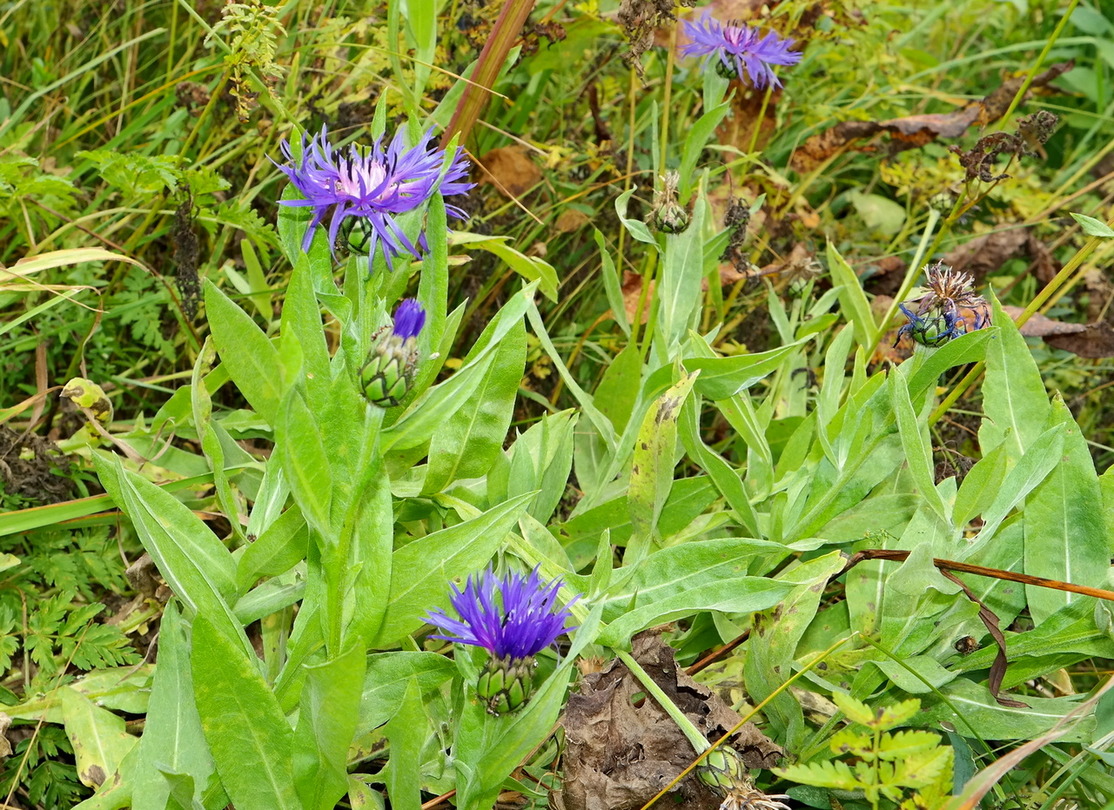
275, 124, 472, 269
681, 14, 802, 87
425, 566, 579, 714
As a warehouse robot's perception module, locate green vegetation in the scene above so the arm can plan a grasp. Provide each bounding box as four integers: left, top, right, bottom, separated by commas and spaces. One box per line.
2, 0, 1114, 808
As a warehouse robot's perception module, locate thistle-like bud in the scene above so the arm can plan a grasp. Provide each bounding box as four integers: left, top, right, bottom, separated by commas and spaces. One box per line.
477, 653, 537, 715
360, 299, 425, 407
651, 171, 690, 234
697, 746, 751, 796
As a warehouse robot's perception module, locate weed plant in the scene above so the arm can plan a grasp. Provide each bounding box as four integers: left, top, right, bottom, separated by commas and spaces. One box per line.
2, 0, 1114, 808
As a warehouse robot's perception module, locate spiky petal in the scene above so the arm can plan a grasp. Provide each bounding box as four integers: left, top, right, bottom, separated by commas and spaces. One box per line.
274, 125, 473, 269
425, 567, 578, 660
896, 261, 991, 348
680, 15, 801, 88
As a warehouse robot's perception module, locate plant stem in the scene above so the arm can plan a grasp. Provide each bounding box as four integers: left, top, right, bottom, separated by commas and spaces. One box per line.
442, 0, 536, 147
616, 649, 710, 755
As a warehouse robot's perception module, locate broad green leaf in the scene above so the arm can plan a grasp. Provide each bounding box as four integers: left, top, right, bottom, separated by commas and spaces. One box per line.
60, 688, 138, 788
1024, 397, 1108, 624
1070, 211, 1114, 238
597, 538, 802, 647
93, 456, 249, 657
686, 336, 810, 400
890, 371, 949, 523
745, 552, 847, 748
826, 241, 875, 348
372, 492, 535, 647
204, 280, 283, 426
627, 371, 699, 558
502, 410, 577, 523
917, 678, 1094, 742
277, 388, 333, 534
966, 423, 1065, 555
594, 343, 642, 432
383, 680, 425, 810
383, 284, 536, 453
979, 295, 1049, 458
132, 602, 218, 809
359, 652, 456, 731
424, 318, 525, 492
237, 506, 308, 591
282, 254, 331, 383
657, 192, 707, 351
191, 615, 300, 810
678, 104, 729, 194
294, 645, 367, 810
952, 440, 1009, 528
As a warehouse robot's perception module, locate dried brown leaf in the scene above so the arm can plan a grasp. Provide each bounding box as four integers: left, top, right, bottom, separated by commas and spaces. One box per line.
790, 61, 1073, 172
478, 145, 542, 198
556, 632, 783, 810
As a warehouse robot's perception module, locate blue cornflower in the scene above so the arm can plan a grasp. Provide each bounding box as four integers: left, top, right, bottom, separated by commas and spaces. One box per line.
360, 298, 426, 407
275, 125, 473, 269
425, 567, 579, 714
680, 15, 801, 88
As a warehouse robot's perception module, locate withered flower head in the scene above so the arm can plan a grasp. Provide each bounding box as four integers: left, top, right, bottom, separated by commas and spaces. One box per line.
896, 262, 991, 348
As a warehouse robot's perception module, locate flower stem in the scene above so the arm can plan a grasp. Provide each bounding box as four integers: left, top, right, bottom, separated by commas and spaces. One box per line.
616, 649, 709, 755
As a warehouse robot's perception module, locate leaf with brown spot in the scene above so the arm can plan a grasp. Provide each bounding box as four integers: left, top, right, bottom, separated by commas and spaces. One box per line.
59, 686, 138, 788
790, 61, 1073, 172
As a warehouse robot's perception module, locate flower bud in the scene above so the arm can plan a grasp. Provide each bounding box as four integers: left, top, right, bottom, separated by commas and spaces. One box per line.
697, 745, 750, 796
476, 653, 537, 715
360, 299, 425, 407
651, 171, 690, 234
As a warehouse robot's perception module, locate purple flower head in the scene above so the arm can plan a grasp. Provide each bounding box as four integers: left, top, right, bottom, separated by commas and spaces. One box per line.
680, 15, 801, 88
425, 567, 579, 661
275, 125, 473, 269
391, 298, 426, 341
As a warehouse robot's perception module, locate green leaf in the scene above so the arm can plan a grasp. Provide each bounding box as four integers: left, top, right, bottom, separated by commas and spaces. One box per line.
826, 241, 876, 348
615, 187, 657, 245
237, 506, 308, 590
594, 343, 642, 432
594, 229, 629, 335
204, 280, 283, 426
191, 615, 300, 810
1023, 396, 1109, 624
891, 371, 950, 523
93, 456, 249, 656
744, 552, 848, 748
678, 104, 729, 195
293, 645, 367, 810
132, 602, 219, 809
686, 336, 810, 400
777, 759, 859, 791
1070, 211, 1114, 238
450, 233, 558, 301
979, 294, 1050, 459
372, 492, 535, 647
917, 678, 1094, 742
276, 389, 334, 534
60, 687, 138, 788
424, 318, 525, 492
627, 371, 699, 558
596, 538, 802, 648
383, 680, 425, 810
832, 692, 876, 726
359, 652, 456, 731
877, 729, 943, 760
656, 192, 707, 351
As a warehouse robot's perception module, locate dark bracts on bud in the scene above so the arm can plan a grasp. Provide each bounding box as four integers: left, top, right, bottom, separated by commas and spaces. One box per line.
477, 653, 537, 715
360, 335, 418, 407
896, 262, 991, 349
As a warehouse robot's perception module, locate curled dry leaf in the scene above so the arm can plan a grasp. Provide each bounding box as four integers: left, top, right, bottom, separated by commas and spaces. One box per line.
556, 632, 783, 810
943, 228, 1058, 285
1003, 306, 1114, 359
790, 61, 1073, 173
